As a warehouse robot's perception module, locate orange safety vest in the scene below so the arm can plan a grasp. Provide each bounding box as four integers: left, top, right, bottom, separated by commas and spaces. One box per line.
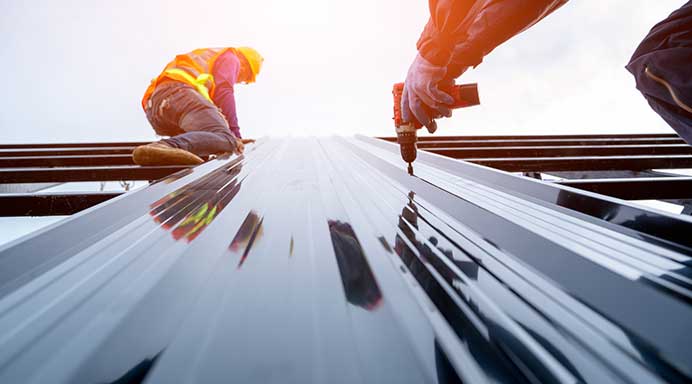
141, 47, 238, 109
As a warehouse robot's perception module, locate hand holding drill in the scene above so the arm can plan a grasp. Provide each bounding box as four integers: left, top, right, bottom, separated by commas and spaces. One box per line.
401, 54, 456, 133
393, 63, 479, 175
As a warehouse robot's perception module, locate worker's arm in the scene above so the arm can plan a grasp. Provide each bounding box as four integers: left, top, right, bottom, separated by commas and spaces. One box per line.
211, 51, 242, 139
419, 0, 567, 69
403, 0, 567, 129
626, 1, 692, 145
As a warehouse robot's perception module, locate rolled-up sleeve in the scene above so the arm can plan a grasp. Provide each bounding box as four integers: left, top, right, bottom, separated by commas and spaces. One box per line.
626, 1, 692, 144
417, 0, 567, 70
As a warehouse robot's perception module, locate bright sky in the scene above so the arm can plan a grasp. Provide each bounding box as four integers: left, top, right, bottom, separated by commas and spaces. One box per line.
0, 0, 685, 142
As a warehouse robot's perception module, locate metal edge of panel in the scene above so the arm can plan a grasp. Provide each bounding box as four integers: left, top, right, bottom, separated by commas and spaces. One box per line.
356, 135, 692, 253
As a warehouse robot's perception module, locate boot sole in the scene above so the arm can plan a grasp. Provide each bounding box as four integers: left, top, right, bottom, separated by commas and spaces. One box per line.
132, 146, 204, 166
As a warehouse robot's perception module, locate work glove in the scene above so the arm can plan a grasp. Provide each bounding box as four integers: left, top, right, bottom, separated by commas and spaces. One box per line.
235, 138, 256, 154
402, 54, 454, 133
232, 136, 244, 155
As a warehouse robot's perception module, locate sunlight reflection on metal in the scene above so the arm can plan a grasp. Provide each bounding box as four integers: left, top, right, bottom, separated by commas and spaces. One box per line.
149, 164, 242, 242
229, 210, 264, 268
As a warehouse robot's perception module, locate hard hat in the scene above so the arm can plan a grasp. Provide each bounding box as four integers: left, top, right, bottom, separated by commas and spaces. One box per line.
236, 46, 263, 83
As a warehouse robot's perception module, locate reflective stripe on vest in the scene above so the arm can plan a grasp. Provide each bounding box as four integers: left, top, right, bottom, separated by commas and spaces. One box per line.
163, 69, 214, 103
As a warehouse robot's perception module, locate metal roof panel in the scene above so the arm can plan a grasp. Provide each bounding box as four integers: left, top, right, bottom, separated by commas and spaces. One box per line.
0, 137, 691, 383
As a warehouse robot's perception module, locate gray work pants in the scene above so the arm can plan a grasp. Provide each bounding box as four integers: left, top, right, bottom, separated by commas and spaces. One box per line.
144, 82, 238, 157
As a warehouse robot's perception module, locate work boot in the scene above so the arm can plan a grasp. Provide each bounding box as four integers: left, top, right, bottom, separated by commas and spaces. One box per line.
132, 142, 204, 166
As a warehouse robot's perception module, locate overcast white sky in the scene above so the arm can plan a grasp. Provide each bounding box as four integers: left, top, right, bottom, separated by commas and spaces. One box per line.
0, 0, 685, 143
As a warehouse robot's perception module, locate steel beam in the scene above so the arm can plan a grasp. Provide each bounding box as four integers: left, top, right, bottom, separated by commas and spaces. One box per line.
0, 142, 146, 149
377, 133, 685, 148
0, 165, 189, 183
416, 137, 687, 148
0, 155, 134, 168
544, 170, 676, 179
0, 147, 136, 157
428, 144, 692, 158
0, 192, 122, 216
465, 155, 692, 172
378, 133, 679, 142
556, 177, 692, 200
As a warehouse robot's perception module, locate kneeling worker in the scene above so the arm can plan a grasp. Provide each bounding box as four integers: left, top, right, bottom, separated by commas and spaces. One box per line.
133, 46, 263, 165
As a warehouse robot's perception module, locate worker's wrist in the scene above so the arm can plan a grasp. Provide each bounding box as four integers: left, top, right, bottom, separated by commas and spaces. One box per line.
416, 29, 456, 67
417, 30, 485, 71
417, 41, 452, 67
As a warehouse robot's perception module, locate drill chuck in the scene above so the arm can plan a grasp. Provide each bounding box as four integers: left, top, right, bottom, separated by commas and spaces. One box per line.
396, 126, 417, 164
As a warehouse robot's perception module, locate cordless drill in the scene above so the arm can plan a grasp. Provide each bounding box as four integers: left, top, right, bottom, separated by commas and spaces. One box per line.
392, 83, 480, 175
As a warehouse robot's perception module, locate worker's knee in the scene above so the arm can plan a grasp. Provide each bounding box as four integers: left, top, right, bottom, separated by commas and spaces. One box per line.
213, 129, 239, 149
179, 108, 229, 133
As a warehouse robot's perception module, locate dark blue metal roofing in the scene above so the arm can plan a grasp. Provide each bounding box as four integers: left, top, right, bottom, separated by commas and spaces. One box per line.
1, 136, 692, 383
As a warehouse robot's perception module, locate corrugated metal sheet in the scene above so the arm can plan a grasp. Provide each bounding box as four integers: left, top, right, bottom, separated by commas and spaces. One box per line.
1, 136, 691, 383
